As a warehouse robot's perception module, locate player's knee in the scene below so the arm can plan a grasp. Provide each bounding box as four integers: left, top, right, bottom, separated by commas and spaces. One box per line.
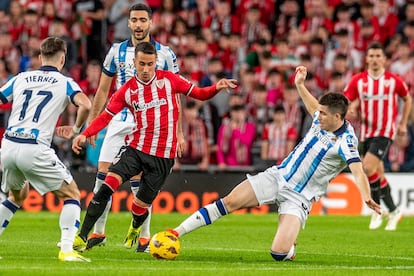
93, 184, 114, 202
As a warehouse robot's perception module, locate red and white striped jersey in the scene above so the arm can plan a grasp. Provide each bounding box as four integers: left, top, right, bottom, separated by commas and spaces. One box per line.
343, 71, 409, 141
105, 70, 194, 159
262, 123, 297, 161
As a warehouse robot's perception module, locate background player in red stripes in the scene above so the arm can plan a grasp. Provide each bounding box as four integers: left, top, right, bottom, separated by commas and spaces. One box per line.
344, 42, 412, 231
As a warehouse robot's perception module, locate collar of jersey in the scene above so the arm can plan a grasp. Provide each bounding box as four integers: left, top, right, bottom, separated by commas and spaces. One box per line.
127, 37, 156, 47
135, 73, 156, 86
39, 65, 59, 72
333, 122, 347, 136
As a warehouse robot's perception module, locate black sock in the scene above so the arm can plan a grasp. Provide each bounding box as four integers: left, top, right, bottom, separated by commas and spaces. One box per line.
132, 211, 149, 229
370, 179, 381, 204
381, 184, 397, 212
79, 185, 113, 240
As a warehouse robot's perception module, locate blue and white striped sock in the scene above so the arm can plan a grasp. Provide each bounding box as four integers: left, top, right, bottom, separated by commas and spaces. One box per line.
174, 199, 228, 237
0, 199, 19, 235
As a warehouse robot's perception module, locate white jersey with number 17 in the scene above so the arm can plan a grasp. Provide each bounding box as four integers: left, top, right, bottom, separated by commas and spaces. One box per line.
0, 66, 82, 146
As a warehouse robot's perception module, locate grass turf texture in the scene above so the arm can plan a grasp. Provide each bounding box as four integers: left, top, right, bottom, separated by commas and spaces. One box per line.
0, 212, 413, 275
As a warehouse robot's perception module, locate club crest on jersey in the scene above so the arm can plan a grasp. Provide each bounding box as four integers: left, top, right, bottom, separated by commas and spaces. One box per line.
384, 80, 390, 87
119, 62, 126, 69
155, 79, 165, 89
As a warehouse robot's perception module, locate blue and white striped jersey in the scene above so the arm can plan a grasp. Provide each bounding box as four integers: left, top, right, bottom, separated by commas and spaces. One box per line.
102, 38, 179, 122
0, 66, 81, 146
277, 111, 361, 201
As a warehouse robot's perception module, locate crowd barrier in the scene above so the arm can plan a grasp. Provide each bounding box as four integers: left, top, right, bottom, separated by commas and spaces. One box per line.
1, 169, 413, 215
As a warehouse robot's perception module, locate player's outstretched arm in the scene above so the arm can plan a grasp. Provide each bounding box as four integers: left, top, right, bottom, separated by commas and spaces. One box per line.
294, 66, 319, 115
348, 162, 381, 214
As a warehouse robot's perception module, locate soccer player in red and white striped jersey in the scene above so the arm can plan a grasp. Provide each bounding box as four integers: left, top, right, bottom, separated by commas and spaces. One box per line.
343, 42, 412, 231
71, 42, 237, 247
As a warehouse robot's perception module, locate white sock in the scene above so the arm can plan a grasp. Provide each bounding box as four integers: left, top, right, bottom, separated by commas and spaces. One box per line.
139, 205, 151, 239
0, 199, 20, 236
59, 199, 81, 252
174, 199, 228, 237
130, 180, 151, 239
93, 198, 111, 234
93, 173, 111, 235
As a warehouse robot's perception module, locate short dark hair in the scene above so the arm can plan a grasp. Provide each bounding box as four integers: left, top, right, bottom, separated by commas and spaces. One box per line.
135, 41, 156, 56
319, 93, 349, 120
367, 41, 385, 54
40, 37, 67, 58
129, 3, 152, 18
273, 104, 285, 114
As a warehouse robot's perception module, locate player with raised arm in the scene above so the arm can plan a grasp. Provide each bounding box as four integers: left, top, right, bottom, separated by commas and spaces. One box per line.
85, 3, 182, 252
0, 37, 91, 262
71, 41, 237, 253
165, 66, 381, 261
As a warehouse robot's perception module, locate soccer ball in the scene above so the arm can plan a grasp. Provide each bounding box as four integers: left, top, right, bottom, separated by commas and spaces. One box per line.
149, 231, 181, 260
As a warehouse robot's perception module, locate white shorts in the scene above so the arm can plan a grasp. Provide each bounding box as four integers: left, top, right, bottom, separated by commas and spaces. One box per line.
98, 118, 135, 163
247, 166, 312, 227
1, 139, 73, 195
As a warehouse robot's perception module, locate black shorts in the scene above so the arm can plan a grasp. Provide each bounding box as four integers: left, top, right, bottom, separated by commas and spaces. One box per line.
108, 146, 175, 204
358, 137, 393, 160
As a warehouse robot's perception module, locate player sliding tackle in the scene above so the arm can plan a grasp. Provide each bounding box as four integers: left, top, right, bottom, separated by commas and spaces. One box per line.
167, 66, 381, 261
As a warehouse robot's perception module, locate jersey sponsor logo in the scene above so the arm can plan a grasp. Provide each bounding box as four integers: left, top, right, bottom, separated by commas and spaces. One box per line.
363, 94, 388, 100
132, 98, 167, 111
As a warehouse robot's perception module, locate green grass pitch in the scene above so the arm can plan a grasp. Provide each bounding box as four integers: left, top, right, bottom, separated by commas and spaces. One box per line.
0, 211, 413, 275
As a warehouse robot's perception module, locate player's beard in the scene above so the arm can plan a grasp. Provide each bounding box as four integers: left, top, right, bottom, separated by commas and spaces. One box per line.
133, 28, 150, 42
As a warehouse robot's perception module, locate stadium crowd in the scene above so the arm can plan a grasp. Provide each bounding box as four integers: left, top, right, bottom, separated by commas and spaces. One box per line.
1, 0, 414, 172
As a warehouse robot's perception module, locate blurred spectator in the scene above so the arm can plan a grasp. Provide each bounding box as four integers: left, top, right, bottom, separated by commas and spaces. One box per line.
200, 57, 230, 116
174, 101, 210, 171
270, 0, 303, 40
247, 84, 272, 141
240, 4, 268, 47
374, 0, 399, 44
151, 0, 180, 44
237, 0, 275, 25
396, 1, 414, 37
266, 68, 284, 106
0, 31, 20, 75
299, 0, 333, 43
331, 0, 361, 22
108, 0, 142, 42
180, 0, 211, 31
332, 4, 359, 47
217, 104, 256, 169
203, 0, 240, 41
327, 71, 346, 93
260, 105, 297, 165
5, 0, 24, 41
181, 51, 203, 84
27, 48, 41, 70
272, 37, 300, 79
192, 97, 221, 165
48, 17, 78, 72
72, 0, 106, 63
390, 41, 412, 76
19, 8, 40, 45
170, 16, 190, 58
282, 84, 307, 142
78, 59, 101, 99
355, 19, 381, 52
324, 28, 362, 79
384, 125, 414, 172
38, 1, 57, 39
